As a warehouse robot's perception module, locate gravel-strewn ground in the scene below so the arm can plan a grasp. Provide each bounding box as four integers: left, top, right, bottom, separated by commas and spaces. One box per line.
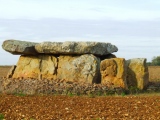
0, 78, 126, 96
0, 94, 160, 120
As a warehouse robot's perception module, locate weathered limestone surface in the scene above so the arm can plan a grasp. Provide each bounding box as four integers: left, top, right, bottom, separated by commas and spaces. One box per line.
2, 39, 38, 55
100, 58, 128, 89
126, 58, 149, 90
12, 55, 57, 80
57, 54, 101, 83
39, 55, 58, 80
35, 41, 118, 55
12, 54, 101, 83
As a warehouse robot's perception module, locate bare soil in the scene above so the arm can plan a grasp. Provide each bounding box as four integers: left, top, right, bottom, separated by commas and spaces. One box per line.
0, 66, 160, 119
0, 94, 160, 120
0, 66, 11, 78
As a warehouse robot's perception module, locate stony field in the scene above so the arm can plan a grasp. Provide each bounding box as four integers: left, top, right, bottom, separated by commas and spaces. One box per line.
0, 66, 160, 119
0, 94, 160, 120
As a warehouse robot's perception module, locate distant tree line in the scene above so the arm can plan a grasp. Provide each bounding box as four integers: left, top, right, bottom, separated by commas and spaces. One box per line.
147, 56, 160, 66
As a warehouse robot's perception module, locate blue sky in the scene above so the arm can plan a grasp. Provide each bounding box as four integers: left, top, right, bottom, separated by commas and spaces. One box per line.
0, 0, 160, 65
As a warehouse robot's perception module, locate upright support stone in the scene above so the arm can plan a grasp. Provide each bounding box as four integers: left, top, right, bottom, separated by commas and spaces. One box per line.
126, 58, 149, 90
57, 54, 101, 84
12, 55, 57, 80
100, 58, 128, 89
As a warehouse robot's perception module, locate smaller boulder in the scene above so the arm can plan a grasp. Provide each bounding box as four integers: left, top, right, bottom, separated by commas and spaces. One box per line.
126, 58, 149, 90
100, 58, 128, 89
2, 39, 38, 55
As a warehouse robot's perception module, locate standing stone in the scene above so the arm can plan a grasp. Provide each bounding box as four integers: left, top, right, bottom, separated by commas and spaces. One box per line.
40, 55, 58, 80
100, 58, 128, 89
2, 39, 38, 55
57, 54, 100, 83
12, 55, 57, 80
126, 58, 149, 90
35, 41, 118, 55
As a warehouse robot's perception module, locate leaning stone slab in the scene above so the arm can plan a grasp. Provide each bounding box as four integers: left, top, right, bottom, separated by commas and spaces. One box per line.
100, 58, 128, 89
57, 54, 101, 84
12, 55, 57, 80
35, 41, 118, 55
126, 58, 149, 90
2, 39, 38, 55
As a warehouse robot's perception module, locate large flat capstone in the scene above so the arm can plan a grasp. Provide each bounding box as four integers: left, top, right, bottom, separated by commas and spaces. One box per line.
2, 39, 38, 55
35, 41, 118, 55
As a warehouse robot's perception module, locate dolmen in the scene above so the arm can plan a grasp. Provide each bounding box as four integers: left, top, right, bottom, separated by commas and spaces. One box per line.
2, 39, 149, 90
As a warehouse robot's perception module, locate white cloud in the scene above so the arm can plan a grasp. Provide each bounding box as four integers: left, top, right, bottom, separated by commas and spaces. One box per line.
0, 0, 160, 64
0, 0, 160, 20
0, 0, 103, 20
